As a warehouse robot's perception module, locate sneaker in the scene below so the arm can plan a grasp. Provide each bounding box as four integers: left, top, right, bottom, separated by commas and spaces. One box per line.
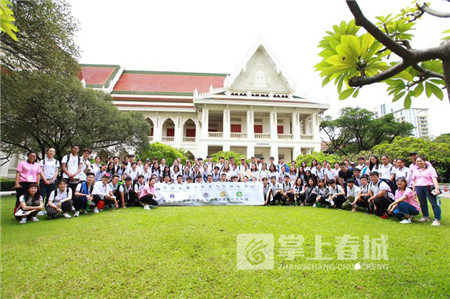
431, 219, 441, 226
417, 217, 430, 222
20, 217, 27, 224
63, 213, 72, 219
400, 218, 411, 224
37, 211, 45, 216
31, 216, 39, 222
312, 203, 316, 208
72, 206, 76, 212
143, 205, 150, 210
74, 211, 80, 217
93, 207, 99, 214
330, 200, 335, 206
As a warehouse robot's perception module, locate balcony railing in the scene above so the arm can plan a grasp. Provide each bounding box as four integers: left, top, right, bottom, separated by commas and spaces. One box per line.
254, 133, 271, 139
162, 136, 174, 142
231, 133, 247, 139
208, 132, 223, 138
278, 134, 293, 140
301, 134, 313, 140
183, 137, 196, 143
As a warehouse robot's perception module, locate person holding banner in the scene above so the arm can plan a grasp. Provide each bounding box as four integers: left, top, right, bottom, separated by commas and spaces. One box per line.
139, 178, 159, 210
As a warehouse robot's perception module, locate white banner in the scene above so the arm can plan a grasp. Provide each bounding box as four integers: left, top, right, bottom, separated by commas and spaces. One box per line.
155, 182, 264, 206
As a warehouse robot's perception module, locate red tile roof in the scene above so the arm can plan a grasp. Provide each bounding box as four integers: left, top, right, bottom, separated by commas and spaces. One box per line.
112, 70, 227, 95
80, 64, 120, 88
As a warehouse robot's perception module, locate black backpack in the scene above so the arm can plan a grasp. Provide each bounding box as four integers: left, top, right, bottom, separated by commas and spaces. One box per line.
378, 178, 397, 194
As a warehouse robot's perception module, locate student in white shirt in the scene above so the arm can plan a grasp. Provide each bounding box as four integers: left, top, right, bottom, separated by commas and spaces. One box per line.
368, 171, 395, 218
119, 177, 137, 208
379, 155, 395, 181
92, 174, 118, 213
39, 147, 60, 213
79, 148, 93, 183
15, 184, 43, 224
134, 175, 146, 198
73, 172, 95, 216
328, 179, 346, 208
61, 144, 82, 195
342, 179, 360, 210
393, 158, 410, 187
46, 180, 73, 219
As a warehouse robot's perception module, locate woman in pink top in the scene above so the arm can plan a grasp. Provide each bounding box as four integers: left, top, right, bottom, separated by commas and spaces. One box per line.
388, 177, 420, 224
411, 155, 441, 226
14, 152, 41, 206
139, 178, 159, 210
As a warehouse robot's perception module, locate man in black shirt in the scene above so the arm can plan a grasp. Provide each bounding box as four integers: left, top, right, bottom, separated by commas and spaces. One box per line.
338, 162, 353, 194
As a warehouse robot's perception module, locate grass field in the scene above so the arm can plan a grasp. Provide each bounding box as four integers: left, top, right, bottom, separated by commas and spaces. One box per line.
1, 195, 449, 298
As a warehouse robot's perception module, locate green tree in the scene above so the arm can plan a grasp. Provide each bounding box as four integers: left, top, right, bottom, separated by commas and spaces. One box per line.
1, 0, 79, 75
295, 152, 341, 167
315, 1, 449, 107
210, 151, 248, 164
0, 0, 18, 41
433, 133, 450, 146
1, 70, 150, 160
320, 107, 413, 156
137, 142, 188, 166
372, 136, 450, 182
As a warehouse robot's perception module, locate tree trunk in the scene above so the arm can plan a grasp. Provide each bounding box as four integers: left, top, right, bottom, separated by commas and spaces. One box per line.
443, 59, 450, 103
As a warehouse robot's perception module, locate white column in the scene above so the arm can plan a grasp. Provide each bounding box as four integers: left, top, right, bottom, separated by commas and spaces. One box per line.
247, 109, 254, 140
201, 143, 208, 158
270, 145, 279, 160
270, 111, 278, 140
293, 146, 301, 160
201, 108, 209, 139
223, 108, 230, 139
292, 111, 300, 140
223, 144, 230, 151
174, 116, 183, 147
305, 115, 312, 136
311, 113, 318, 140
153, 115, 162, 142
247, 145, 255, 159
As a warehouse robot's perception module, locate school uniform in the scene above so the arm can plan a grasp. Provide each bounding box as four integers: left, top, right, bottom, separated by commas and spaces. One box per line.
73, 181, 94, 211
39, 158, 60, 204
369, 180, 395, 216
46, 188, 73, 218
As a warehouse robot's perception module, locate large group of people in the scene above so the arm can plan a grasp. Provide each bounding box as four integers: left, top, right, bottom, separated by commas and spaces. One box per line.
13, 144, 442, 226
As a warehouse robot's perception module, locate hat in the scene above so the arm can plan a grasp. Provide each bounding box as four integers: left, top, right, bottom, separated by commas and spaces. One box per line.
102, 173, 111, 178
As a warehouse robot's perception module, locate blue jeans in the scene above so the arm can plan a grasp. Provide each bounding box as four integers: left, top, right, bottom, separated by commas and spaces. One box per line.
392, 201, 420, 220
39, 180, 56, 205
415, 186, 441, 220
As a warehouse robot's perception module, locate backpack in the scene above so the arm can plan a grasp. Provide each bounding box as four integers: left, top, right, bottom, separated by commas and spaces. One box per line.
377, 178, 397, 194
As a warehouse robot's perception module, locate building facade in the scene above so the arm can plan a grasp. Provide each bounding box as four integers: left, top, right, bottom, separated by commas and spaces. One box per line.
80, 44, 329, 161
374, 102, 430, 139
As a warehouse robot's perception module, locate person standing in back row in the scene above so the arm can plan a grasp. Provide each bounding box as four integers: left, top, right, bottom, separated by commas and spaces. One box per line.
61, 145, 82, 197
39, 148, 60, 215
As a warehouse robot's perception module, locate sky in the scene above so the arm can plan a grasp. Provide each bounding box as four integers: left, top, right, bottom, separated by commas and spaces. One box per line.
70, 0, 450, 137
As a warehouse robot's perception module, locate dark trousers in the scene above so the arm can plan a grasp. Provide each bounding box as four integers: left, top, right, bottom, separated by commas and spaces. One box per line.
295, 193, 306, 204
269, 192, 285, 205
333, 195, 347, 209
374, 196, 393, 216
355, 196, 373, 212
72, 195, 88, 211
282, 193, 295, 205
46, 200, 73, 218
39, 181, 56, 205
123, 191, 138, 207
140, 194, 159, 206
305, 193, 317, 205
15, 182, 33, 206
317, 195, 330, 206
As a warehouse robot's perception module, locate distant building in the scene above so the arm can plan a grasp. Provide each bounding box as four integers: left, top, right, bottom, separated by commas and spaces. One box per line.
80, 43, 329, 161
373, 102, 430, 139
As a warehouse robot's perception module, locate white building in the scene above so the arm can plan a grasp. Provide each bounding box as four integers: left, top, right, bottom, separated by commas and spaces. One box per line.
79, 44, 329, 161
374, 101, 431, 138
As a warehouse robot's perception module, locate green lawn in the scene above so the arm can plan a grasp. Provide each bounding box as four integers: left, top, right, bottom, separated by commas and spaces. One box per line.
1, 196, 449, 298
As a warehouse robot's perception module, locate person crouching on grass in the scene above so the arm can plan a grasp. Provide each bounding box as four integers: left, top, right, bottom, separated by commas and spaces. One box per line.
139, 178, 159, 210
342, 179, 360, 211
46, 180, 74, 219
327, 179, 346, 209
368, 171, 395, 219
73, 172, 95, 216
15, 183, 43, 224
387, 177, 420, 224
92, 174, 119, 213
